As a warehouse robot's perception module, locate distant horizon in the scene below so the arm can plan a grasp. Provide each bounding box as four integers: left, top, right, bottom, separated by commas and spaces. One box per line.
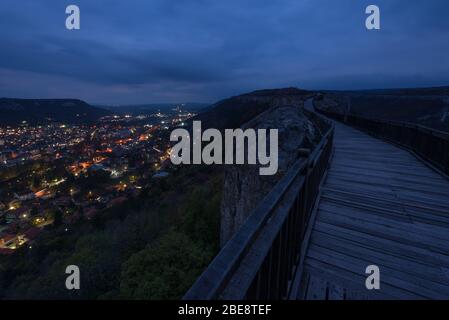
1, 1, 449, 104
2, 83, 449, 106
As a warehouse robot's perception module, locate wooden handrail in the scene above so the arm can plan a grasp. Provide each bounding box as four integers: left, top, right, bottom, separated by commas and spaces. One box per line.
317, 108, 449, 177
183, 108, 334, 300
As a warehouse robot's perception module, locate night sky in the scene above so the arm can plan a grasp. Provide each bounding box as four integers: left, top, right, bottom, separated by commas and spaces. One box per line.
1, 0, 449, 104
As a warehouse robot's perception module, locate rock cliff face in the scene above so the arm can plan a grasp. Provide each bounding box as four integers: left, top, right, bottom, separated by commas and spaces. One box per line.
220, 90, 322, 247
194, 87, 312, 130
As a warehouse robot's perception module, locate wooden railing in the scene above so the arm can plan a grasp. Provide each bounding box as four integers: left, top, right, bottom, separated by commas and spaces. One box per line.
318, 108, 449, 177
183, 109, 334, 300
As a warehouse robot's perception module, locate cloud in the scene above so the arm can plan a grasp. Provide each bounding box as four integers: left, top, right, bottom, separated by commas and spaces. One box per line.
0, 0, 448, 103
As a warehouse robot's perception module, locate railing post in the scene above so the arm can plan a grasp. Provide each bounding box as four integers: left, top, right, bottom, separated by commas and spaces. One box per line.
183, 110, 334, 300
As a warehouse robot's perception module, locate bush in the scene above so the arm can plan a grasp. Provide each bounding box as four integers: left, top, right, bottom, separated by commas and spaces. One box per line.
120, 231, 213, 299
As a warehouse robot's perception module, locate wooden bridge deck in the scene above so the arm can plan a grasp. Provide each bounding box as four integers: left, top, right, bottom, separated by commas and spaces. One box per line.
296, 121, 449, 300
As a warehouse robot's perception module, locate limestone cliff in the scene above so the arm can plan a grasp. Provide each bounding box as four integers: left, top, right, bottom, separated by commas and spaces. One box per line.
220, 90, 322, 247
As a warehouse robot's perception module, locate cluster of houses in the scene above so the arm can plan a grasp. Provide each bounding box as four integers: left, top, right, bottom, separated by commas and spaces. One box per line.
0, 183, 139, 254
0, 111, 193, 255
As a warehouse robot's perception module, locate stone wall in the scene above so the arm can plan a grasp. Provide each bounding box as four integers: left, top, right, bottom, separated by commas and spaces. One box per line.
220, 100, 321, 247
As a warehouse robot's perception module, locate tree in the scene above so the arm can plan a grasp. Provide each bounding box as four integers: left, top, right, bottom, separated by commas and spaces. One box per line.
30, 207, 38, 216
119, 232, 213, 299
31, 176, 41, 189
53, 209, 63, 227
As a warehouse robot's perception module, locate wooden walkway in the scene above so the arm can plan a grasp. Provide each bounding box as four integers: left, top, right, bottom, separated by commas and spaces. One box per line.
296, 120, 449, 300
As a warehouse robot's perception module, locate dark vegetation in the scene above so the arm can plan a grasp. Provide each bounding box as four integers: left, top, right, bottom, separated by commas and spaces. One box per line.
318, 86, 449, 132
0, 165, 222, 299
101, 103, 209, 115
195, 98, 271, 130
195, 88, 311, 129
0, 98, 111, 125
0, 87, 312, 299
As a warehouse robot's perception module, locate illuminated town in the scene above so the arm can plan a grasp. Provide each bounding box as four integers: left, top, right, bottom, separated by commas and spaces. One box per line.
0, 107, 195, 254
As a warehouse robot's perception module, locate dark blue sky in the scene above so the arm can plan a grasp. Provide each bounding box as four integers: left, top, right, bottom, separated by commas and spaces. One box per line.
1, 0, 449, 104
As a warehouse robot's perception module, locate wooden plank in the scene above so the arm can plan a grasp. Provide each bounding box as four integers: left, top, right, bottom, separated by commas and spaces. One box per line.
297, 272, 310, 300
331, 163, 427, 175
296, 118, 449, 300
326, 173, 449, 197
330, 169, 449, 189
344, 289, 375, 300
327, 176, 449, 198
395, 190, 449, 208
320, 200, 411, 223
323, 186, 398, 201
307, 244, 449, 299
317, 209, 449, 253
332, 159, 440, 176
321, 195, 449, 226
320, 197, 410, 220
314, 221, 449, 267
311, 232, 449, 286
324, 183, 449, 213
304, 259, 420, 299
323, 187, 449, 214
328, 283, 345, 300
305, 275, 328, 300
318, 205, 449, 242
331, 163, 446, 181
335, 154, 416, 163
334, 156, 420, 166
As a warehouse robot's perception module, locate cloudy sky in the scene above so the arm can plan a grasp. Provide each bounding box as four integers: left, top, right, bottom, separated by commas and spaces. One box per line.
1, 0, 448, 104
